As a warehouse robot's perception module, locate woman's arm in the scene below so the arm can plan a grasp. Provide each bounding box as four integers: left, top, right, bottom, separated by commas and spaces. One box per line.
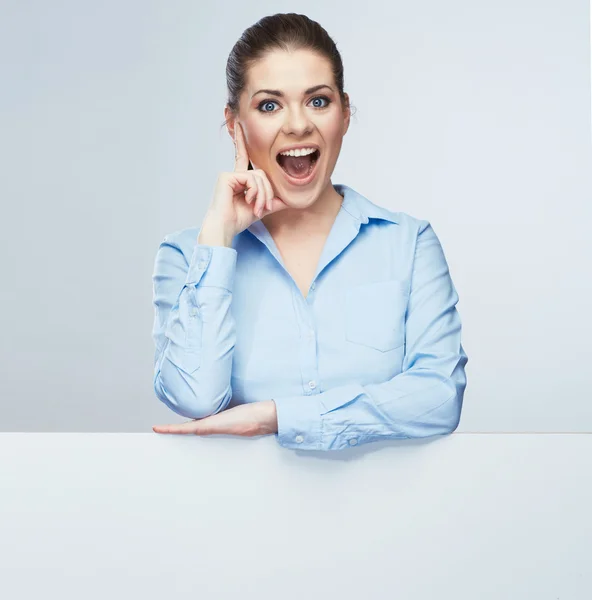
152, 229, 237, 419
271, 220, 469, 451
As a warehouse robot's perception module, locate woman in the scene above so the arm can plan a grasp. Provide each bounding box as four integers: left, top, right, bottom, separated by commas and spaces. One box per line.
152, 13, 468, 451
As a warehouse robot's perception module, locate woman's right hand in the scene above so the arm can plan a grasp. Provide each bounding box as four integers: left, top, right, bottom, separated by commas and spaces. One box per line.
204, 121, 288, 238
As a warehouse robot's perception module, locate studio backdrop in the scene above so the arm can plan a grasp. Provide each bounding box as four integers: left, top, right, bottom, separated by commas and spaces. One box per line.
1, 0, 590, 432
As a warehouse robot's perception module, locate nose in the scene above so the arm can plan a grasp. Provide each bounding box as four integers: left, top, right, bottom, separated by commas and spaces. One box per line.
281, 109, 313, 137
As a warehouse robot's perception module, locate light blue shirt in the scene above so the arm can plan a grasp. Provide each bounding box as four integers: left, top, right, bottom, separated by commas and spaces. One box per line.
152, 183, 468, 451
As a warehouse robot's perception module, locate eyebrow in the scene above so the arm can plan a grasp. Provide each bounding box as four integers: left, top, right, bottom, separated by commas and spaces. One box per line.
251, 84, 334, 99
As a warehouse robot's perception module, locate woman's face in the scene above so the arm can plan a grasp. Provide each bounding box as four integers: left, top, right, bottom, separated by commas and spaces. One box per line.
228, 49, 350, 206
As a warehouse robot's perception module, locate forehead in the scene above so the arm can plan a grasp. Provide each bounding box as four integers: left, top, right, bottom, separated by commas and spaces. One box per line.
244, 49, 333, 95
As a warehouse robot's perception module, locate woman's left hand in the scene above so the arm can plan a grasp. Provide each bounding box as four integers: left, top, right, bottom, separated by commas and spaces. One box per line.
152, 400, 278, 437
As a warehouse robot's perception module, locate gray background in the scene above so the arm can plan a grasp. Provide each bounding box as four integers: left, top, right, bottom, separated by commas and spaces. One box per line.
1, 0, 590, 431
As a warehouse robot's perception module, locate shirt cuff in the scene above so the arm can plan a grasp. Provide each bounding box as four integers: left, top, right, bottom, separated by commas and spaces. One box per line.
272, 395, 323, 450
185, 243, 237, 290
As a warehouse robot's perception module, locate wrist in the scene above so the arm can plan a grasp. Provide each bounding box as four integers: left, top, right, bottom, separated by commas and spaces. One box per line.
262, 400, 278, 434
198, 218, 235, 247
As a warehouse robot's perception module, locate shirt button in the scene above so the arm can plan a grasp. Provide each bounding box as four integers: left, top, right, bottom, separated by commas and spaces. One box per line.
349, 438, 358, 446
198, 261, 207, 269
190, 307, 198, 317
295, 435, 304, 443
308, 380, 316, 389
311, 282, 316, 290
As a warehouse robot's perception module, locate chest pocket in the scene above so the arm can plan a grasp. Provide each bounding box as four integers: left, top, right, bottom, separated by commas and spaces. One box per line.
345, 279, 407, 352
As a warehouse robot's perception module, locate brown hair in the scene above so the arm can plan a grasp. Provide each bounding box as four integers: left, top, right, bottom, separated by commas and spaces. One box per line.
220, 13, 356, 170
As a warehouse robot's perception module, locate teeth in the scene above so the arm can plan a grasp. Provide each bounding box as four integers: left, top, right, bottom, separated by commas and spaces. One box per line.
279, 147, 317, 157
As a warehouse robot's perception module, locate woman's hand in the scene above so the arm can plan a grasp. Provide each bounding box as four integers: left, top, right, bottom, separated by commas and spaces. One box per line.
204, 121, 288, 239
152, 400, 278, 437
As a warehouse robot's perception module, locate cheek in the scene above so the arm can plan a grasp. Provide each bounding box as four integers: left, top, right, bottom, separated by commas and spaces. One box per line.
243, 121, 273, 155
323, 117, 346, 147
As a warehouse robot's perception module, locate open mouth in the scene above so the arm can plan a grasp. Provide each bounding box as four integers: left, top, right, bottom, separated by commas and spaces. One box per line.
276, 149, 321, 181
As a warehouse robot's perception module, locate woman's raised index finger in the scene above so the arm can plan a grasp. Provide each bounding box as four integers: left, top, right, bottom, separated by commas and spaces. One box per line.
233, 121, 249, 172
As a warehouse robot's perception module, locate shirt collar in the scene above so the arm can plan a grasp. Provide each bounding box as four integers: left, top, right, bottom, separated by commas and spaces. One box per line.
334, 183, 399, 225
245, 182, 399, 242
243, 183, 399, 279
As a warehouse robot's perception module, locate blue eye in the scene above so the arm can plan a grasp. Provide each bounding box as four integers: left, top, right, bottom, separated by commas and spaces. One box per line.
257, 95, 332, 114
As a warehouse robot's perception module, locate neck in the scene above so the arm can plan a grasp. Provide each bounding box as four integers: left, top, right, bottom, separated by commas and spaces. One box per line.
261, 182, 344, 238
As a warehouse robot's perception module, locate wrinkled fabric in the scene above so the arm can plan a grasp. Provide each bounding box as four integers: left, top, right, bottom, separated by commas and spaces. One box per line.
152, 183, 468, 451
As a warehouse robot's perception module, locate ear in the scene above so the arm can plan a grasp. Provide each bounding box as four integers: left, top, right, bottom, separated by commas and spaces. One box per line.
224, 106, 236, 141
342, 93, 351, 136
